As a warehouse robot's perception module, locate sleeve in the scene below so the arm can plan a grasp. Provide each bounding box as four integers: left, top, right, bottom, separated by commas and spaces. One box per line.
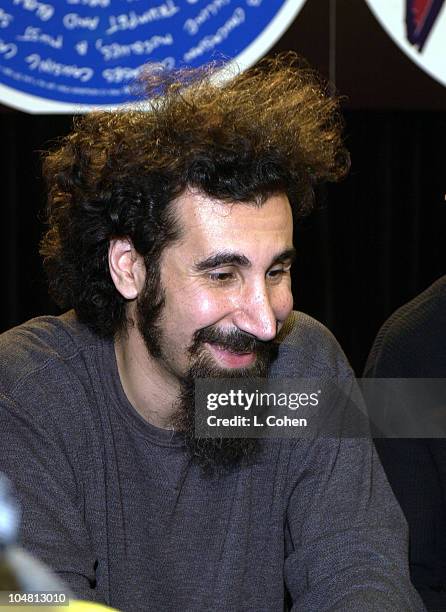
364, 315, 446, 610
283, 377, 426, 611
372, 437, 446, 610
0, 393, 104, 603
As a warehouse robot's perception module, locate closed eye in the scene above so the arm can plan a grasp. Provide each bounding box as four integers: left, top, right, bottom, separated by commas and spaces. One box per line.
208, 271, 236, 284
267, 265, 292, 282
267, 269, 286, 277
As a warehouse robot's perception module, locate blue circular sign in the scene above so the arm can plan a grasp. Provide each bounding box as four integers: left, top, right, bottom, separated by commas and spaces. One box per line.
0, 0, 306, 112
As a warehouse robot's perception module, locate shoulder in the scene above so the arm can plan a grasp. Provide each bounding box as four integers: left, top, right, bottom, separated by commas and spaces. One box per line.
273, 310, 353, 380
0, 311, 109, 458
0, 310, 102, 397
364, 276, 446, 377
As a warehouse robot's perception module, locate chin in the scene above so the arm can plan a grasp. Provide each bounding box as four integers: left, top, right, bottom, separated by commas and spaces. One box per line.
171, 376, 262, 475
170, 346, 274, 474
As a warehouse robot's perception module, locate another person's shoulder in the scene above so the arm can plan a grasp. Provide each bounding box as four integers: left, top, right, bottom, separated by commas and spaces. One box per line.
365, 276, 446, 377
377, 275, 446, 345
0, 310, 101, 397
274, 310, 353, 380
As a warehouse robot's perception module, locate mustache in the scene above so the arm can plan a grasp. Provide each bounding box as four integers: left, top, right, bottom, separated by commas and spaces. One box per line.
189, 326, 273, 355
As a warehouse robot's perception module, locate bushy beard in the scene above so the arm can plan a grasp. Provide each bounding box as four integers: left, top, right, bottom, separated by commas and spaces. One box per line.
171, 326, 277, 474
136, 280, 277, 473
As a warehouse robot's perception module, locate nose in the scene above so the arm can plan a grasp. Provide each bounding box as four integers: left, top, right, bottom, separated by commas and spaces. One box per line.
232, 282, 278, 342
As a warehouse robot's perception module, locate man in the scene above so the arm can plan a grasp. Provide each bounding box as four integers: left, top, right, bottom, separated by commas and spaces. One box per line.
364, 276, 446, 611
0, 55, 423, 610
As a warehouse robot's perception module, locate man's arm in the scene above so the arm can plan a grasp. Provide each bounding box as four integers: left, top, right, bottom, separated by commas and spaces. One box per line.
0, 394, 103, 602
283, 380, 426, 611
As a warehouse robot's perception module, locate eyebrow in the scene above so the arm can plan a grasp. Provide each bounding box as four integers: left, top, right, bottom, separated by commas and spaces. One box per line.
192, 247, 296, 272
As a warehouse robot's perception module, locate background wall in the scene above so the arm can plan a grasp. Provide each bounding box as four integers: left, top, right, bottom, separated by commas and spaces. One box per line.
1, 0, 445, 374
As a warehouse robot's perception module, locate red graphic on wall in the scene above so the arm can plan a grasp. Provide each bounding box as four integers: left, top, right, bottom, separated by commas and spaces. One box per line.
406, 0, 445, 51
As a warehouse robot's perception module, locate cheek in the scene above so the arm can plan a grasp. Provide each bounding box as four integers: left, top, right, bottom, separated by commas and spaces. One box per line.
273, 285, 294, 320
175, 290, 233, 330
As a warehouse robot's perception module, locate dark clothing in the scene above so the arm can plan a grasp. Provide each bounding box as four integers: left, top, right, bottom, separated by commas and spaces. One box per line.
0, 311, 423, 611
364, 276, 446, 611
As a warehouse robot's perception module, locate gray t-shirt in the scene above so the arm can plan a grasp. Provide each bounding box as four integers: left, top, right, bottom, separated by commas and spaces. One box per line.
0, 311, 424, 611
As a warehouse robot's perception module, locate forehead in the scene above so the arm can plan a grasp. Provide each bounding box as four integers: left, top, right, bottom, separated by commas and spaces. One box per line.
171, 190, 293, 254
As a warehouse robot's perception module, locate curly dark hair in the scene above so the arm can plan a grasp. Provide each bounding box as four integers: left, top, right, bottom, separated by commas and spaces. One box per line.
40, 52, 349, 337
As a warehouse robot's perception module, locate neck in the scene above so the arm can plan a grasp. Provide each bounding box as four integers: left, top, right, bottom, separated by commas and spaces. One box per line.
114, 324, 180, 429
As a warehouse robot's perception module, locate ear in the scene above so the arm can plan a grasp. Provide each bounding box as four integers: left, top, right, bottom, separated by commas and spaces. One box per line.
108, 238, 145, 300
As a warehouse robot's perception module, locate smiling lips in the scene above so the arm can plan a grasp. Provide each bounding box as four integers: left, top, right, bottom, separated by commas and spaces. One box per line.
206, 343, 256, 368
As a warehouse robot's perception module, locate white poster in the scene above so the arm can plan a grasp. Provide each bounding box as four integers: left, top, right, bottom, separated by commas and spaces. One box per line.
365, 0, 446, 87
